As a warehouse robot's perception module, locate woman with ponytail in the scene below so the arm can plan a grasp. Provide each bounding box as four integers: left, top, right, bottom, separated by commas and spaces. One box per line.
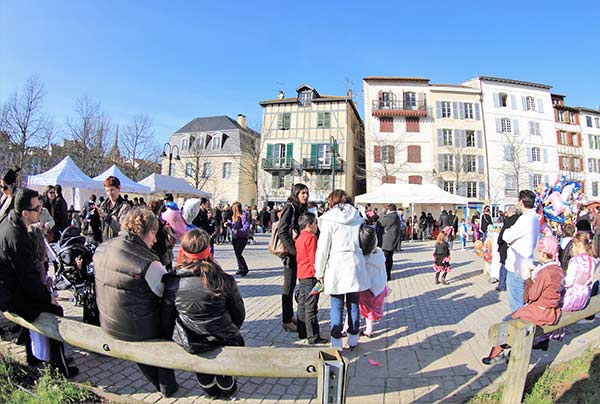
161, 229, 245, 399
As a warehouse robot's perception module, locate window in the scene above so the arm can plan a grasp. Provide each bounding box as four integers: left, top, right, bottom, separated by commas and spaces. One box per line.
298, 90, 313, 106
593, 182, 599, 197
561, 156, 570, 170
590, 135, 600, 149
441, 101, 452, 118
317, 144, 332, 166
277, 113, 291, 130
571, 132, 579, 147
443, 154, 454, 171
185, 162, 193, 177
501, 118, 512, 133
382, 175, 396, 184
595, 117, 600, 128
317, 112, 331, 128
529, 121, 541, 136
406, 117, 420, 132
526, 96, 536, 111
531, 147, 541, 162
464, 103, 474, 119
466, 182, 477, 198
532, 174, 542, 188
272, 172, 285, 188
404, 92, 416, 109
499, 93, 508, 107
381, 145, 395, 163
589, 158, 598, 173
443, 181, 455, 194
381, 92, 391, 108
273, 143, 288, 167
222, 162, 232, 178
202, 162, 213, 178
568, 112, 575, 123
408, 175, 422, 184
212, 134, 222, 150
407, 145, 421, 163
504, 145, 516, 161
557, 110, 564, 122
380, 117, 393, 132
587, 116, 593, 127
505, 175, 517, 197
560, 131, 567, 145
466, 130, 475, 147
442, 129, 453, 146
464, 155, 477, 172
573, 158, 581, 171
181, 137, 189, 151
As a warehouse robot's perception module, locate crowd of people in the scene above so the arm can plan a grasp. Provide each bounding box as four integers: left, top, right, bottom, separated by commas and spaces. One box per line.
1, 164, 599, 399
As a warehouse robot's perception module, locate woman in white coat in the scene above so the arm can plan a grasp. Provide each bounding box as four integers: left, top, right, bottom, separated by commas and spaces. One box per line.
315, 190, 370, 350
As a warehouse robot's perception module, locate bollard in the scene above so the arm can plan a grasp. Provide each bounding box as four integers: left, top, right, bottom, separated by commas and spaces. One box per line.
317, 350, 347, 404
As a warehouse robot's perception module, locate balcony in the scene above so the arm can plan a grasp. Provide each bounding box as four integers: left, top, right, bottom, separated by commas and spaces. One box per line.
262, 157, 296, 171
372, 100, 428, 117
302, 157, 344, 172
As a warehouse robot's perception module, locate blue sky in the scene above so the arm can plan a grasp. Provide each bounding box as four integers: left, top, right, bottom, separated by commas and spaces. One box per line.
1, 0, 599, 146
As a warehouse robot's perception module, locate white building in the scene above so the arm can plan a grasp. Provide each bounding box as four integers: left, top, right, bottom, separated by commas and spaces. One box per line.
578, 107, 600, 201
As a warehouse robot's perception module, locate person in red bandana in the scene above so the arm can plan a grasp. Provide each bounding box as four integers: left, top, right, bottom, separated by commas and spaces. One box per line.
161, 228, 246, 400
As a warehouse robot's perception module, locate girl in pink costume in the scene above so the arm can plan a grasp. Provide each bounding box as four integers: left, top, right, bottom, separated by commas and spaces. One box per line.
358, 244, 388, 338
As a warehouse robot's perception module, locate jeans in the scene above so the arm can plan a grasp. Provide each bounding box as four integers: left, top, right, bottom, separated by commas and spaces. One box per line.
507, 270, 525, 313
498, 264, 507, 291
330, 293, 360, 339
232, 238, 248, 272
281, 256, 297, 323
383, 249, 394, 281
297, 277, 320, 342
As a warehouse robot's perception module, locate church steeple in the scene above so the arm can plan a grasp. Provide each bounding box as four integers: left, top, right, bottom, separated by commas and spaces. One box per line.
108, 124, 121, 162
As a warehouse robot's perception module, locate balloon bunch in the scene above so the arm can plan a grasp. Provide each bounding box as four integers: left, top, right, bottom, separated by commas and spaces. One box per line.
536, 176, 583, 228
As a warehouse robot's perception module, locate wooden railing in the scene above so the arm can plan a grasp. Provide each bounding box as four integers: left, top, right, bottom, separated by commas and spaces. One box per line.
3, 311, 347, 403
487, 294, 600, 404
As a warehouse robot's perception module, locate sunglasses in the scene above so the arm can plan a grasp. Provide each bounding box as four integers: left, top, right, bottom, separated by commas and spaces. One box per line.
24, 205, 42, 213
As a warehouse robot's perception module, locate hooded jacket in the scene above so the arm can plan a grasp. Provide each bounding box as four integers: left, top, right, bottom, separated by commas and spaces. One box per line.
315, 203, 369, 295
380, 211, 400, 251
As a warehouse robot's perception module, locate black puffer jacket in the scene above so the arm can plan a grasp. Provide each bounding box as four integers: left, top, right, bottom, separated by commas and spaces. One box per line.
161, 269, 245, 354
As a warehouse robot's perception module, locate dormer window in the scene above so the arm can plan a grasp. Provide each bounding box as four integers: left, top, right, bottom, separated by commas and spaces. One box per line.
181, 137, 189, 151
298, 90, 313, 106
212, 134, 222, 150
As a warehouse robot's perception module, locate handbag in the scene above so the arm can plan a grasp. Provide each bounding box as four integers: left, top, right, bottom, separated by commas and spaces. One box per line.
268, 204, 297, 257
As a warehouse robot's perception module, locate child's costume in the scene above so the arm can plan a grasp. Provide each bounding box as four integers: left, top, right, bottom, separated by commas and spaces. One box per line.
359, 247, 388, 336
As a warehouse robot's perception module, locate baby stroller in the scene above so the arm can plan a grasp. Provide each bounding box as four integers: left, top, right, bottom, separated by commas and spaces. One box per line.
52, 227, 100, 326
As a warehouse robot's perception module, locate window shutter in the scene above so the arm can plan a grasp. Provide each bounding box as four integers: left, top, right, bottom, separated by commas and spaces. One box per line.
504, 145, 510, 161
417, 92, 424, 107
438, 154, 444, 171
543, 148, 548, 163
458, 103, 465, 119
475, 103, 481, 120
529, 121, 535, 135
567, 133, 573, 146
522, 96, 528, 111
266, 143, 273, 160
590, 135, 594, 149
477, 130, 483, 148
277, 114, 283, 128
529, 174, 534, 188
510, 95, 517, 110
544, 175, 549, 184
513, 119, 520, 134
535, 122, 541, 136
271, 173, 278, 188
286, 143, 293, 162
493, 93, 500, 108
310, 143, 318, 166
460, 130, 467, 147
537, 98, 544, 113
577, 133, 582, 147
558, 156, 563, 169
478, 181, 485, 199
284, 175, 292, 190
496, 118, 502, 133
388, 145, 395, 164
378, 90, 382, 100
374, 145, 381, 163
436, 101, 442, 118
478, 156, 484, 174
452, 102, 459, 119
438, 129, 443, 146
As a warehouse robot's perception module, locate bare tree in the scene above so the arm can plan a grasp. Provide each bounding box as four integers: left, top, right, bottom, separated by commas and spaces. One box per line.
120, 113, 159, 180
0, 76, 49, 174
66, 95, 111, 176
237, 123, 261, 204
357, 130, 408, 184
502, 133, 529, 194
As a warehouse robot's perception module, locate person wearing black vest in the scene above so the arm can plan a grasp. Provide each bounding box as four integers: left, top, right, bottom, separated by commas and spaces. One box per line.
497, 206, 520, 292
481, 205, 493, 242
94, 208, 178, 397
278, 183, 309, 333
380, 204, 401, 281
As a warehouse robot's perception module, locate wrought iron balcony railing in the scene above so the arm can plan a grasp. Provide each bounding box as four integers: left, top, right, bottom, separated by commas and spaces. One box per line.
302, 157, 344, 172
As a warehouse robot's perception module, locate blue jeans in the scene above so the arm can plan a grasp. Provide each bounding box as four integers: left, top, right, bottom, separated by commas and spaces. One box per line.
507, 270, 525, 313
497, 264, 507, 291
330, 293, 360, 339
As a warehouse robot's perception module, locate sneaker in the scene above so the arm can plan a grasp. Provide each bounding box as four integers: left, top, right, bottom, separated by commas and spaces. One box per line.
282, 322, 298, 333
308, 337, 330, 345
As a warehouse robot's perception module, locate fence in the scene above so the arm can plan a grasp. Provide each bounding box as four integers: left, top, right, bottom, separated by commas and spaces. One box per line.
3, 311, 348, 403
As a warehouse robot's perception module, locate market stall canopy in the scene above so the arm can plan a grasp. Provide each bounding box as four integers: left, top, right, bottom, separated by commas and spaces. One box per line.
93, 165, 151, 194
138, 173, 211, 198
355, 183, 469, 205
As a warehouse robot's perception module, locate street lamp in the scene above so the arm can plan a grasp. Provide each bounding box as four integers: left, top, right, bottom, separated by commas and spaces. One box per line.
330, 136, 338, 193
162, 142, 181, 176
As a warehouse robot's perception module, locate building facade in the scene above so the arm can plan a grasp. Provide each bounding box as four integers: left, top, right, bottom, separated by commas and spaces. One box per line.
161, 115, 260, 206
578, 107, 600, 200
257, 85, 364, 204
462, 76, 558, 209
551, 94, 585, 188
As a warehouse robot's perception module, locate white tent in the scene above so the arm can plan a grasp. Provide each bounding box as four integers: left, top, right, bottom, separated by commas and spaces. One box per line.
355, 183, 469, 205
27, 156, 104, 210
93, 165, 151, 194
139, 173, 211, 198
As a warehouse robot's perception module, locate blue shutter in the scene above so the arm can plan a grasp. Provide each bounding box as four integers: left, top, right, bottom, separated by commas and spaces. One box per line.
522, 96, 527, 111
266, 143, 273, 160
493, 93, 500, 108
543, 148, 548, 163
537, 98, 544, 113
452, 102, 459, 119
436, 101, 442, 118
478, 156, 484, 174
477, 130, 483, 148
310, 143, 318, 166
478, 181, 485, 200
496, 118, 502, 133
513, 119, 520, 134
286, 143, 293, 165
510, 95, 517, 110
475, 103, 481, 120
438, 129, 443, 146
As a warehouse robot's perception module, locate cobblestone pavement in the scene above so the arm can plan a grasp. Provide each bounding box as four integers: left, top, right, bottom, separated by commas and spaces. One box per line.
2, 233, 600, 403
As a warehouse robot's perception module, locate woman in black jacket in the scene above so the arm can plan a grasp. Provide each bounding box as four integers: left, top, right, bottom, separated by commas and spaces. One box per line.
278, 183, 309, 333
379, 204, 400, 281
161, 229, 245, 399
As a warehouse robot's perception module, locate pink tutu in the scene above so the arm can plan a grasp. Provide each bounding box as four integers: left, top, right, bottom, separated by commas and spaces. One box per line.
359, 288, 389, 320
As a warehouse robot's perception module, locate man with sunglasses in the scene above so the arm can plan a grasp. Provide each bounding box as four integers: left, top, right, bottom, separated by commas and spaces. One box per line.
0, 188, 78, 377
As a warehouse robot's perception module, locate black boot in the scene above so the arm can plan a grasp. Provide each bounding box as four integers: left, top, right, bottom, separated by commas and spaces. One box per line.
441, 272, 449, 285
435, 272, 440, 284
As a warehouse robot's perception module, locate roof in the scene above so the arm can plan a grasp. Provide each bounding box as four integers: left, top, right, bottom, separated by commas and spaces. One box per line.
175, 115, 249, 134
363, 76, 430, 83
258, 95, 363, 124
576, 106, 600, 115
475, 76, 552, 90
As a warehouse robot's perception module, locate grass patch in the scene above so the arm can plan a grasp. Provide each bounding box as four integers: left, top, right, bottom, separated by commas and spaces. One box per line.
0, 353, 103, 404
468, 346, 600, 404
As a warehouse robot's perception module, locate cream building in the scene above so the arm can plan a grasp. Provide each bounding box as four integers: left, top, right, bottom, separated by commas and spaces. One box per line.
161, 115, 260, 205
257, 85, 364, 204
578, 107, 600, 201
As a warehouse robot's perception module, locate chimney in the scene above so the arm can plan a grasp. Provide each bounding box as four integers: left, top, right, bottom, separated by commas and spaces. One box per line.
347, 88, 353, 98
237, 114, 247, 129
277, 90, 285, 100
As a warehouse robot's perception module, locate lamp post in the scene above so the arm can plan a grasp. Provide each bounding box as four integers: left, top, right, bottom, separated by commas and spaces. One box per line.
330, 136, 338, 193
162, 143, 180, 176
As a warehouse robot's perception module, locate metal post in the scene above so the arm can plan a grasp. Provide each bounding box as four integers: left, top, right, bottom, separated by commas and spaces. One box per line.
330, 137, 337, 193
162, 143, 180, 177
